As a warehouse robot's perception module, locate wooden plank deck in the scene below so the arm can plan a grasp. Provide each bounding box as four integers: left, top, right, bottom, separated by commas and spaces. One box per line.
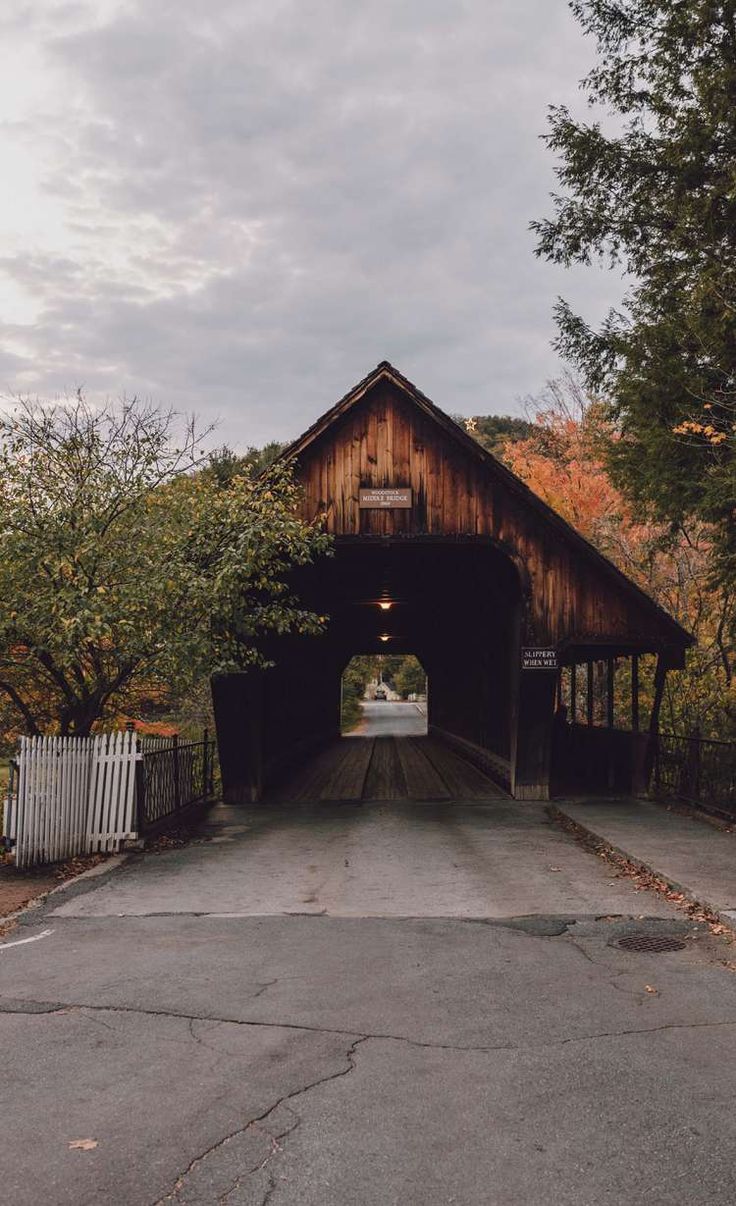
271, 736, 507, 802
363, 737, 407, 801
395, 737, 452, 800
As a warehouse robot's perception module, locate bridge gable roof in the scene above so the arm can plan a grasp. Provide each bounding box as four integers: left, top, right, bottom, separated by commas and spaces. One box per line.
283, 361, 692, 652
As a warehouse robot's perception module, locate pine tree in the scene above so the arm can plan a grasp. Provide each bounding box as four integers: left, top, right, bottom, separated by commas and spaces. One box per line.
532, 1, 736, 596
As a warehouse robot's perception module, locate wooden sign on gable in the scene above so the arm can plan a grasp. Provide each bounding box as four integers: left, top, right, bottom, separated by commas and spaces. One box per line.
359, 488, 413, 509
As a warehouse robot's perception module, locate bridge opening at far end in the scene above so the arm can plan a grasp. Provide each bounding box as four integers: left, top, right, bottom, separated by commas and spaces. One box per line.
341, 654, 428, 739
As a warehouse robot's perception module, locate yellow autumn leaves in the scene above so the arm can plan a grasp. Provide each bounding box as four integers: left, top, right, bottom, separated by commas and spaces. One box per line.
673, 418, 731, 445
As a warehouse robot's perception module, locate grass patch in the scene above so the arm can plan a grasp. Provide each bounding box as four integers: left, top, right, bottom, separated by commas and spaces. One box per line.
340, 697, 363, 734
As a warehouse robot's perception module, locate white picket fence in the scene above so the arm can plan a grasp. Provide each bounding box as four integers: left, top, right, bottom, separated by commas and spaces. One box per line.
3, 731, 139, 869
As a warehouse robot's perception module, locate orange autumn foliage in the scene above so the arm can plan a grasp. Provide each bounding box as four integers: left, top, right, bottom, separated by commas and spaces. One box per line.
495, 379, 736, 738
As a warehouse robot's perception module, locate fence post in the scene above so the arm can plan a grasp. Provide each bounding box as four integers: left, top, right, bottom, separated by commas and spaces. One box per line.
653, 734, 661, 795
135, 745, 147, 838
2, 756, 18, 855
202, 728, 209, 799
125, 722, 145, 841
172, 733, 181, 811
690, 726, 701, 802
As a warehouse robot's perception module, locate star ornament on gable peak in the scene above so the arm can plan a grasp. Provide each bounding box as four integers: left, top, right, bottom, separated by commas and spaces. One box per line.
464, 417, 478, 433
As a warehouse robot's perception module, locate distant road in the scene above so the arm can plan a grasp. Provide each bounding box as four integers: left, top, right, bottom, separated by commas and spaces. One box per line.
354, 700, 427, 738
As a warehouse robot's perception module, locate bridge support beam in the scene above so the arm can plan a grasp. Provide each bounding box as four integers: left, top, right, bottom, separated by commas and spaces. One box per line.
211, 671, 264, 803
511, 669, 558, 800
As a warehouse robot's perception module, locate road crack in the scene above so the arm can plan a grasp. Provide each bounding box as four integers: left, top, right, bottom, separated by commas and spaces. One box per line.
2, 995, 736, 1055
153, 1037, 367, 1204
559, 1018, 736, 1045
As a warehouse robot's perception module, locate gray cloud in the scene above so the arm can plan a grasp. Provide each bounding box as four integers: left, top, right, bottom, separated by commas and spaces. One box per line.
0, 0, 620, 446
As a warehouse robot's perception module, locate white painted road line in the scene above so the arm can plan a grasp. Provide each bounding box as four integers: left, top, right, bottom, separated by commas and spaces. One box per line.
0, 928, 54, 950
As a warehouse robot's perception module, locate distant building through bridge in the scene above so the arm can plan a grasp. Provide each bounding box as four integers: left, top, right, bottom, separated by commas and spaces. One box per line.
213, 362, 692, 803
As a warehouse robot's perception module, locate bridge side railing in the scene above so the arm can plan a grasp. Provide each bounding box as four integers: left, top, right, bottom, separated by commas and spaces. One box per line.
652, 732, 736, 822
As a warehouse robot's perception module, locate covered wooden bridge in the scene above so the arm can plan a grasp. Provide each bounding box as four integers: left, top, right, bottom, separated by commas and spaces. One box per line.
213, 362, 692, 803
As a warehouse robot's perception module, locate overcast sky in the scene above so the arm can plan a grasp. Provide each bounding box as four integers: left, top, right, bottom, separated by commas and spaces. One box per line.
0, 0, 620, 449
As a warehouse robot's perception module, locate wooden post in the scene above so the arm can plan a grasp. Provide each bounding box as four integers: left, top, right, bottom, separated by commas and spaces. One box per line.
211, 672, 264, 803
649, 656, 667, 739
570, 663, 577, 723
628, 652, 647, 795
606, 657, 615, 790
606, 658, 615, 728
511, 668, 558, 800
644, 654, 667, 788
587, 662, 594, 726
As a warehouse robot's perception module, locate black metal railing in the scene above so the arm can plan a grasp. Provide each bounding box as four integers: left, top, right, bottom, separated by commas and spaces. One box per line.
653, 732, 736, 820
137, 731, 217, 831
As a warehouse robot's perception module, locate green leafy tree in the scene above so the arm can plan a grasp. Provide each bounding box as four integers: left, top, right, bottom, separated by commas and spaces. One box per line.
203, 441, 286, 486
340, 655, 374, 732
532, 0, 736, 597
392, 656, 427, 699
453, 415, 533, 461
0, 396, 329, 736
373, 654, 407, 689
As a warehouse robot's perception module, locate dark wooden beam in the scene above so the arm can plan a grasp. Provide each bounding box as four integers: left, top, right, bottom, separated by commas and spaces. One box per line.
211, 671, 264, 803
570, 663, 577, 723
511, 669, 558, 800
649, 655, 667, 739
587, 661, 594, 726
642, 653, 668, 788
631, 653, 639, 733
606, 657, 616, 790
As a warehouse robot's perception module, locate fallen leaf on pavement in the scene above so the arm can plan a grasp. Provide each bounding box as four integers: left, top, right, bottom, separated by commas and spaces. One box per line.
644, 985, 658, 995
69, 1140, 98, 1151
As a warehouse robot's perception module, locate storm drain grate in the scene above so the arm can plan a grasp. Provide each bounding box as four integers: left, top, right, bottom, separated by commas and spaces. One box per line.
617, 934, 687, 953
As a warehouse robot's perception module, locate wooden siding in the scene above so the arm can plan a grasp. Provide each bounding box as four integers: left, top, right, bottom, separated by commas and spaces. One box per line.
294, 380, 682, 650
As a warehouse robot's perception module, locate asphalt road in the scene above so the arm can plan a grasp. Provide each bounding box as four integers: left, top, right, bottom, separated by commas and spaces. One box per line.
354, 699, 427, 737
2, 798, 736, 1205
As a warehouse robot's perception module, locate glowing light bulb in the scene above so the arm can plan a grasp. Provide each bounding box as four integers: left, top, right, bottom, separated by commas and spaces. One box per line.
378, 634, 391, 642
378, 601, 392, 611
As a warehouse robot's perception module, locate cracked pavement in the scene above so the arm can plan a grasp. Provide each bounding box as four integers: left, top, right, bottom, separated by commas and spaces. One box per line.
2, 798, 736, 1204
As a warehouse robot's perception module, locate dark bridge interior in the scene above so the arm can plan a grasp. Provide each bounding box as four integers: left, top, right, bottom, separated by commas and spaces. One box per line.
214, 538, 522, 803
270, 734, 507, 804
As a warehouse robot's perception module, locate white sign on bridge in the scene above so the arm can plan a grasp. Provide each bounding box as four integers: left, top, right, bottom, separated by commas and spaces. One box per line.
521, 647, 558, 671
359, 488, 413, 509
